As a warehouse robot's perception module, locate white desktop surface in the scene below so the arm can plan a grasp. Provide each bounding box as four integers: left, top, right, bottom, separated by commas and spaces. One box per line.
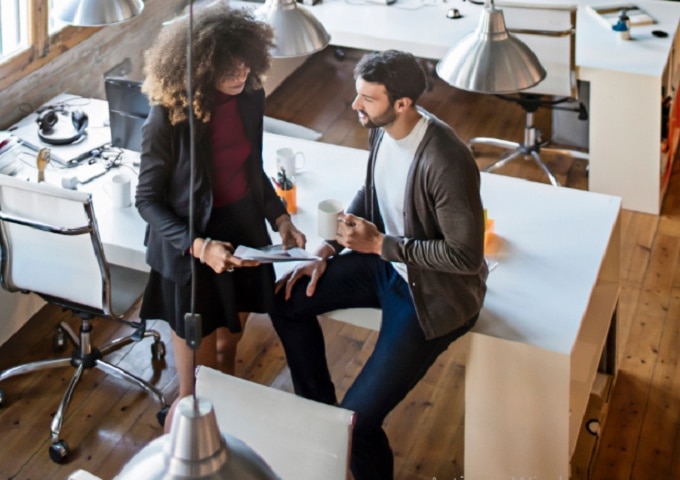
241, 0, 676, 77
14, 124, 619, 355
231, 0, 679, 214
4, 94, 148, 271
258, 134, 620, 355
9, 95, 112, 166
8, 117, 619, 355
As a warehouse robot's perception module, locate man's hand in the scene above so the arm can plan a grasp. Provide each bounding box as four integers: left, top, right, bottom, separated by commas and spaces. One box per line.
275, 242, 335, 300
275, 258, 328, 300
337, 213, 383, 255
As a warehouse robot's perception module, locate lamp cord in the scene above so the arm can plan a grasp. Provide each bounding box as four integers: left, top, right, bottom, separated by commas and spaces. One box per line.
188, 0, 196, 323
183, 0, 201, 403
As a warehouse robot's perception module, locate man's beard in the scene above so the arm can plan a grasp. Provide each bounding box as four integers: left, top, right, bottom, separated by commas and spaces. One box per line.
357, 104, 397, 129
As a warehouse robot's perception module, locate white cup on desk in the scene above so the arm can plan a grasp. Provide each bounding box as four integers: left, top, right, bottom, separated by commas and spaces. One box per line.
317, 199, 344, 240
276, 147, 305, 176
104, 173, 132, 208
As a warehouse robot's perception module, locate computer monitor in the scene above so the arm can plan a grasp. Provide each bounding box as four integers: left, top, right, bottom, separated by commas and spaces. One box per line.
104, 77, 150, 152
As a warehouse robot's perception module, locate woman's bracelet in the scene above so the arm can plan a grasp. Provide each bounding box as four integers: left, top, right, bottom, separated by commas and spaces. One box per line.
199, 237, 212, 264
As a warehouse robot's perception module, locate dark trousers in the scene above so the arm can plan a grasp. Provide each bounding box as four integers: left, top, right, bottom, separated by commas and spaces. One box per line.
269, 252, 475, 480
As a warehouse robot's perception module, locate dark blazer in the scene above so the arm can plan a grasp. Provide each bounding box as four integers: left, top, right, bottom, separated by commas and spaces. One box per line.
135, 88, 287, 285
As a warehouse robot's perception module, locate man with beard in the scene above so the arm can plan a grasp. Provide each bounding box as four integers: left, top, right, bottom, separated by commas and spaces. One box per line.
270, 49, 488, 480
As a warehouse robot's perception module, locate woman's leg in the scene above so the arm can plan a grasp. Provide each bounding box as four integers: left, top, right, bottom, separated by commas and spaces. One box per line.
164, 327, 219, 432
215, 312, 249, 375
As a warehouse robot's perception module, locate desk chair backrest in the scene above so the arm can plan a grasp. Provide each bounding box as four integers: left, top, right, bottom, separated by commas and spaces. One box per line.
0, 175, 111, 316
498, 2, 578, 99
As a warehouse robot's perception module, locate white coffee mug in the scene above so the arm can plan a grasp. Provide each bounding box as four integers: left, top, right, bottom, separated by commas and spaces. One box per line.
104, 173, 131, 208
276, 147, 305, 176
317, 199, 344, 240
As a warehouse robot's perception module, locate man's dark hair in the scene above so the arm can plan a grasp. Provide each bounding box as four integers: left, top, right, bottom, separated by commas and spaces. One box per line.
354, 50, 427, 105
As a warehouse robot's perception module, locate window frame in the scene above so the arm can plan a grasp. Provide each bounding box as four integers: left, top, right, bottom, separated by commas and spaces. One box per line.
0, 0, 101, 91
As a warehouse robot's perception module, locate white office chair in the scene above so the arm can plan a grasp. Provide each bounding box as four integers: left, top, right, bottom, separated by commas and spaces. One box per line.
0, 174, 169, 463
469, 3, 588, 186
195, 365, 356, 480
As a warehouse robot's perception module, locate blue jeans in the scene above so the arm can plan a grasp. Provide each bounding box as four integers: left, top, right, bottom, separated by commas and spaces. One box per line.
270, 252, 476, 480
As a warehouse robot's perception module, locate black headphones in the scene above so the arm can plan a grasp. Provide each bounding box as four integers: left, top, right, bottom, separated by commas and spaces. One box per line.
36, 107, 89, 146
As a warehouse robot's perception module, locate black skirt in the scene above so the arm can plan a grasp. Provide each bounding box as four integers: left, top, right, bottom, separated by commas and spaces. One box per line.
140, 192, 276, 339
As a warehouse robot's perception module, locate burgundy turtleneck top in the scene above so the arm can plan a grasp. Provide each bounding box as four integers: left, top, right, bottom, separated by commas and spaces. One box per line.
208, 91, 251, 207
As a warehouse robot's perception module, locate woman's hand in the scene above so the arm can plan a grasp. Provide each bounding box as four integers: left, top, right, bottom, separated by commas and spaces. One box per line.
194, 238, 259, 274
276, 214, 306, 249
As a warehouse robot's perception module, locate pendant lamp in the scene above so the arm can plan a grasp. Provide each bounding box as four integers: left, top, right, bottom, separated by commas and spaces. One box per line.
53, 0, 144, 27
436, 0, 546, 94
255, 0, 330, 58
115, 396, 280, 479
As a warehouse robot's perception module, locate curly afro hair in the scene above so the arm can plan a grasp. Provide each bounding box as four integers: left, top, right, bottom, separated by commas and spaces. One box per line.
142, 4, 274, 125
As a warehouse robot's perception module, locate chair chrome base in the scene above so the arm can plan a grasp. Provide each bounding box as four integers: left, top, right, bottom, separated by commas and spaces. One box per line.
470, 111, 589, 187
0, 316, 169, 463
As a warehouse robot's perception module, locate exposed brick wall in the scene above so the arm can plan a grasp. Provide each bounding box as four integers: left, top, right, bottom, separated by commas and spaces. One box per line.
0, 0, 188, 129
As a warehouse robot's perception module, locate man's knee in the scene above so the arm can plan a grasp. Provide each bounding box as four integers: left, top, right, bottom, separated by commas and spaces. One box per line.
271, 286, 297, 321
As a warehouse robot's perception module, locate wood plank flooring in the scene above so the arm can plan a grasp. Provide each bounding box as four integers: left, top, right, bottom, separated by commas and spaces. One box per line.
1, 46, 678, 479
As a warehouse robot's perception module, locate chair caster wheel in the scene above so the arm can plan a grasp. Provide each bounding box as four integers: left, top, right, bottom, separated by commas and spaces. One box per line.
49, 439, 70, 463
157, 406, 169, 427
53, 327, 67, 352
151, 341, 166, 360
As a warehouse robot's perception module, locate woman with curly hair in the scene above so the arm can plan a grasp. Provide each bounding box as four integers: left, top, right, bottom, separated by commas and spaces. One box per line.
136, 4, 306, 428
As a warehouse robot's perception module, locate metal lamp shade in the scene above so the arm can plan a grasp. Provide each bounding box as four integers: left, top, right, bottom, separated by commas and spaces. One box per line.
115, 396, 279, 479
256, 0, 330, 58
53, 0, 144, 27
436, 4, 546, 94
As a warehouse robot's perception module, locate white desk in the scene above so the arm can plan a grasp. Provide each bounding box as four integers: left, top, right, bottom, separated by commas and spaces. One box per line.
234, 0, 680, 214
3, 102, 621, 477
254, 133, 622, 480
82, 130, 619, 479
0, 95, 147, 346
4, 95, 149, 271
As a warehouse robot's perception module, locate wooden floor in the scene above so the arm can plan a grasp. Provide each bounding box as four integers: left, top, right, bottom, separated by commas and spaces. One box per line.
1, 47, 679, 479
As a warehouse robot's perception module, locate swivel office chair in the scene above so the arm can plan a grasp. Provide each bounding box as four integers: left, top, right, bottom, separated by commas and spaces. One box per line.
0, 174, 168, 463
468, 3, 588, 186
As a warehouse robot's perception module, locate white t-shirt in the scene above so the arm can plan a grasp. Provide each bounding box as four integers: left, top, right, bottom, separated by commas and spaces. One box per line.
374, 114, 429, 280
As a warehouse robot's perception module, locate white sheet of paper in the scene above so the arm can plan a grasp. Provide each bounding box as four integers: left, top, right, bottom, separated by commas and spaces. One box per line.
234, 244, 320, 263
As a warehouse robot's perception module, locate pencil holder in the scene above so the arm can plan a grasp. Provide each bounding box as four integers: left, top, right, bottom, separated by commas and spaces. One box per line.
275, 183, 297, 214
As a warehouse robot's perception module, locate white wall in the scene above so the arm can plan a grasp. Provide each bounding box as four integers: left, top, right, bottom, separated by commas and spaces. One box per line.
0, 290, 44, 347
